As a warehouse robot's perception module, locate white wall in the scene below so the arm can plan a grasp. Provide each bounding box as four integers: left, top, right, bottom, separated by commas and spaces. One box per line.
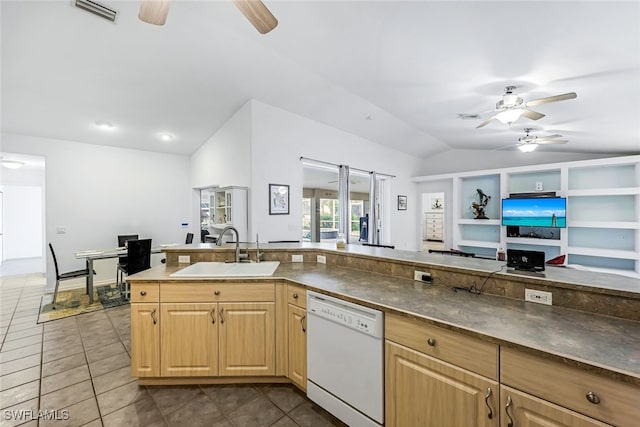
190, 102, 252, 189
418, 149, 617, 176
249, 100, 423, 250
0, 186, 42, 260
2, 133, 191, 289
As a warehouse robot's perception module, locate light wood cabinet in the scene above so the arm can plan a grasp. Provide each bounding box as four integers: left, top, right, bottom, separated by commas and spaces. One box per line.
500, 385, 612, 427
160, 303, 218, 377
501, 348, 638, 427
286, 283, 307, 391
386, 341, 498, 427
130, 302, 160, 377
218, 302, 275, 376
287, 304, 307, 390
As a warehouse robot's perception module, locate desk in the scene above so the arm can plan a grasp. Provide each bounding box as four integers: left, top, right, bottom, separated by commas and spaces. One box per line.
75, 246, 166, 304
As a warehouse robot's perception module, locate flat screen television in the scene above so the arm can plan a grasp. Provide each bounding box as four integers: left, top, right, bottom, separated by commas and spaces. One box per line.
501, 197, 567, 228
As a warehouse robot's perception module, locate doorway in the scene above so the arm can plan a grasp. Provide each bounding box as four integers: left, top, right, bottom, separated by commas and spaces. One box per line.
422, 192, 445, 252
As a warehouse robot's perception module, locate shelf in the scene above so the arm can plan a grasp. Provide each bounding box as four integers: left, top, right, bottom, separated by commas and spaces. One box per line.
457, 219, 501, 226
458, 240, 500, 249
506, 237, 562, 247
568, 221, 640, 230
567, 187, 640, 197
568, 246, 640, 260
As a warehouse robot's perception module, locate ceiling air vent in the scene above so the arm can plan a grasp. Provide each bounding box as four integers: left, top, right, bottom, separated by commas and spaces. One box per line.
75, 0, 117, 22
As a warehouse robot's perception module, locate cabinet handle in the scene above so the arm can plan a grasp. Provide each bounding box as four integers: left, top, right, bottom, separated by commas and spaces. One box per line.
210, 307, 216, 324
301, 314, 306, 333
140, 290, 147, 296
427, 337, 436, 347
505, 396, 514, 427
219, 307, 225, 324
484, 387, 494, 419
151, 308, 157, 325
585, 391, 601, 405
214, 290, 221, 296
293, 293, 298, 299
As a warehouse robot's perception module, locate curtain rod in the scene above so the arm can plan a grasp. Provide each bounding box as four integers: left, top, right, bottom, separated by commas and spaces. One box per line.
299, 156, 396, 178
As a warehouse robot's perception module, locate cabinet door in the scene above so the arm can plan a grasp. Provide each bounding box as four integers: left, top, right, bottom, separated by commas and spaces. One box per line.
288, 304, 307, 390
219, 302, 275, 376
386, 341, 498, 427
501, 386, 612, 427
161, 303, 218, 377
131, 303, 160, 377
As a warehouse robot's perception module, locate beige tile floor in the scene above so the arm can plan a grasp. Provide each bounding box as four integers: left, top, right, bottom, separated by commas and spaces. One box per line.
0, 274, 345, 427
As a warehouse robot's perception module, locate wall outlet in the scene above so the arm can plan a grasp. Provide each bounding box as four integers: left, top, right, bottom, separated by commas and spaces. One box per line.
317, 255, 326, 264
414, 270, 432, 282
56, 227, 66, 234
292, 254, 304, 263
535, 182, 544, 191
178, 255, 191, 264
525, 288, 552, 305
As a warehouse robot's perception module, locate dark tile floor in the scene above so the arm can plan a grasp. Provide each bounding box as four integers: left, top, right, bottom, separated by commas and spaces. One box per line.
0, 274, 345, 427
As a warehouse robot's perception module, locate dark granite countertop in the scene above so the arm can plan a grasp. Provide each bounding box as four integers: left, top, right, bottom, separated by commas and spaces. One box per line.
130, 261, 640, 384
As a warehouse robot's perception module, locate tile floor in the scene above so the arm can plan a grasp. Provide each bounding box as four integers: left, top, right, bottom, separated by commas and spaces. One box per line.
0, 274, 345, 427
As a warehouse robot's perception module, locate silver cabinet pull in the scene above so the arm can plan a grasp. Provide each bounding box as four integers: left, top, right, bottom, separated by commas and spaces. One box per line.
505, 395, 514, 427
140, 290, 147, 296
586, 391, 601, 404
214, 290, 221, 296
484, 387, 494, 419
427, 337, 436, 346
301, 314, 306, 333
151, 308, 157, 325
293, 293, 298, 299
210, 307, 216, 324
219, 307, 225, 324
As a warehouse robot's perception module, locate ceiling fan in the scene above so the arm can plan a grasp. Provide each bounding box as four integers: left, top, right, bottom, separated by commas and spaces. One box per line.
138, 0, 278, 34
510, 128, 568, 152
473, 86, 577, 128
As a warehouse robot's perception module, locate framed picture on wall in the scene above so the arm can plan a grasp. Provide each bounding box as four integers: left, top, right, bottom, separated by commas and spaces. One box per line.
269, 184, 290, 215
397, 195, 407, 211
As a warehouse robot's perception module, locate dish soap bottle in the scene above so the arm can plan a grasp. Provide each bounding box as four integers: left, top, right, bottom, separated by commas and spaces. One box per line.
336, 233, 346, 249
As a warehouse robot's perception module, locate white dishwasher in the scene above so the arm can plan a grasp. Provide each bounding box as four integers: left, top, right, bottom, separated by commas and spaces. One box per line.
307, 291, 384, 427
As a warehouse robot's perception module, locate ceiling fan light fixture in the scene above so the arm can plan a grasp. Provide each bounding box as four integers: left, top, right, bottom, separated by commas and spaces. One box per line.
2, 160, 25, 169
518, 143, 538, 153
496, 109, 524, 125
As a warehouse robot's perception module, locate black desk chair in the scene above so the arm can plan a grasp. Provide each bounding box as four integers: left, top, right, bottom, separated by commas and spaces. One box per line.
118, 238, 151, 300
48, 243, 95, 308
116, 234, 138, 285
185, 233, 194, 244
201, 229, 210, 243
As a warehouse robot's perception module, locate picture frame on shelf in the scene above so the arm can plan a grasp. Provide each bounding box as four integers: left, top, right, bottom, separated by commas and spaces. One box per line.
269, 184, 290, 215
397, 195, 407, 211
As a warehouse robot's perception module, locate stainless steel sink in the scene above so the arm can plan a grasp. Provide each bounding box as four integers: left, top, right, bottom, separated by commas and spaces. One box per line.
169, 261, 280, 278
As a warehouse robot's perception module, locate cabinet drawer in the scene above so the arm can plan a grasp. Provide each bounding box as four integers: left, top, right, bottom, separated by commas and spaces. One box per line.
426, 213, 443, 220
501, 348, 639, 427
287, 284, 306, 308
160, 282, 275, 302
130, 283, 159, 303
385, 313, 498, 380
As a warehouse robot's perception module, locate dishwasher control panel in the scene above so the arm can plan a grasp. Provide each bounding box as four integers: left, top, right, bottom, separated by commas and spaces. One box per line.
307, 291, 383, 338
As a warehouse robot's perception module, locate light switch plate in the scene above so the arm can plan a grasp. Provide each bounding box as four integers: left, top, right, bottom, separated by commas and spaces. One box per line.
292, 254, 304, 263
178, 255, 190, 264
317, 255, 326, 264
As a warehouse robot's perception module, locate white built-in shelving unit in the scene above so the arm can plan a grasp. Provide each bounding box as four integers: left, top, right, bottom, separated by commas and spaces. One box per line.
208, 186, 248, 242
413, 156, 640, 277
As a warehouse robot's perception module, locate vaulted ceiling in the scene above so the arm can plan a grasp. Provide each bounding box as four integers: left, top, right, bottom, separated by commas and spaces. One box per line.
2, 1, 639, 158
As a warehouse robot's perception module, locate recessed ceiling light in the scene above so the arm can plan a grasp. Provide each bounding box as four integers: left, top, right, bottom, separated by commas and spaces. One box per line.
2, 160, 25, 169
158, 132, 174, 142
95, 120, 114, 130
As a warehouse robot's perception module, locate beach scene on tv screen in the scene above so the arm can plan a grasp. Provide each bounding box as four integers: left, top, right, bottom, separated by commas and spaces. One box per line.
502, 198, 567, 227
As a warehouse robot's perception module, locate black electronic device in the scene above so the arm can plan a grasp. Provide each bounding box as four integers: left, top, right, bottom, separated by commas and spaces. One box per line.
508, 192, 557, 199
507, 249, 545, 272
501, 197, 567, 228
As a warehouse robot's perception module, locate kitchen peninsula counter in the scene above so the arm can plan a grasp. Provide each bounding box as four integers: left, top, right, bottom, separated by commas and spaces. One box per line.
129, 251, 640, 385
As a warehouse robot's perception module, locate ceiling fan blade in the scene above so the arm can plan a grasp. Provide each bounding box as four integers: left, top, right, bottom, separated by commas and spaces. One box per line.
525, 92, 577, 107
536, 134, 563, 140
476, 116, 497, 128
521, 109, 545, 120
233, 0, 278, 34
139, 0, 171, 26
537, 140, 568, 145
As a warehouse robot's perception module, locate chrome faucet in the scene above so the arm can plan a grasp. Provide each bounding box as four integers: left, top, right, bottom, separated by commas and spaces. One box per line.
216, 226, 246, 263
256, 233, 264, 263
